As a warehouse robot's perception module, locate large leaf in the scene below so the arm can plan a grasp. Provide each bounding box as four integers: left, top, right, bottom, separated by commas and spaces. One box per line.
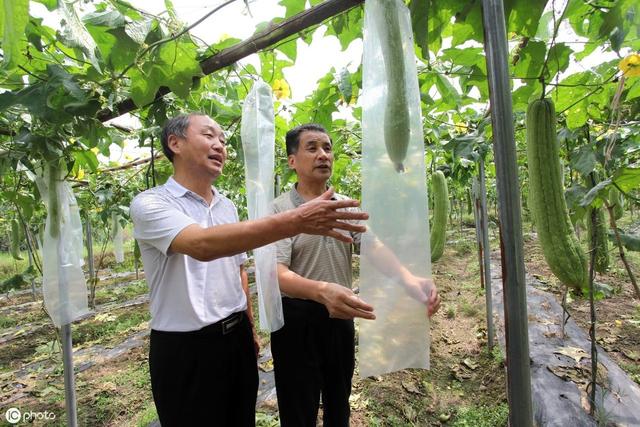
325, 6, 363, 51
612, 167, 640, 193
504, 0, 547, 38
33, 0, 57, 11
279, 0, 305, 18
570, 144, 596, 177
157, 38, 202, 100
1, 0, 30, 70
544, 43, 572, 80
441, 47, 484, 67
409, 0, 430, 60
59, 0, 101, 72
512, 40, 546, 79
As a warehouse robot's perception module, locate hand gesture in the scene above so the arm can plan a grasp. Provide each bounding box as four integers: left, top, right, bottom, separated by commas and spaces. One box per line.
319, 282, 376, 320
293, 189, 368, 243
400, 274, 441, 317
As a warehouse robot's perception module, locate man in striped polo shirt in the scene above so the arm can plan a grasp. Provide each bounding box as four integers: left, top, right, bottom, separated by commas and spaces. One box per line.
271, 123, 440, 427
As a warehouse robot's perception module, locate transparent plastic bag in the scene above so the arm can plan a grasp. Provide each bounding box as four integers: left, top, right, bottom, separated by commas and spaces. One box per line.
36, 164, 90, 327
241, 79, 284, 332
112, 213, 124, 263
358, 0, 432, 378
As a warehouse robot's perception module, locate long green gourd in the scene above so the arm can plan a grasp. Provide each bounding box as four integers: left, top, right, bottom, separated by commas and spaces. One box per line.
48, 161, 60, 239
609, 187, 624, 220
379, 0, 410, 173
430, 170, 449, 262
10, 219, 24, 260
587, 207, 609, 273
526, 99, 588, 291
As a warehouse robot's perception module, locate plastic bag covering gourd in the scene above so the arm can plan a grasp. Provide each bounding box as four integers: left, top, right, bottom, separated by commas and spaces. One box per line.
240, 80, 284, 332
112, 212, 124, 263
376, 0, 410, 172
358, 0, 431, 378
35, 162, 89, 327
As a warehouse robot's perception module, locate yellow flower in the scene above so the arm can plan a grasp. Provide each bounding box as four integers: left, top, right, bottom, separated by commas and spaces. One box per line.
618, 53, 640, 77
90, 147, 100, 154
75, 168, 85, 180
454, 121, 467, 134
272, 79, 291, 100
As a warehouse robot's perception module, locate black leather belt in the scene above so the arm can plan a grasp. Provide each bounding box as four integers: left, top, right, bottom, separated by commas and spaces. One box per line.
152, 311, 245, 336
220, 311, 244, 335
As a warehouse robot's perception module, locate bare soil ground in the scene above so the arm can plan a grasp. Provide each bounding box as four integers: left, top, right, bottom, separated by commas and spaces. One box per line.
1, 221, 638, 426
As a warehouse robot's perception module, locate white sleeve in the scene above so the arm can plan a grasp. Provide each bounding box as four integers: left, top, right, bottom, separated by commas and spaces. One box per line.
231, 201, 249, 266
130, 192, 196, 256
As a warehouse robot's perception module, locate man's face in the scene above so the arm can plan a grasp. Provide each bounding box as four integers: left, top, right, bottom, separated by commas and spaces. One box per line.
170, 115, 227, 179
288, 130, 333, 183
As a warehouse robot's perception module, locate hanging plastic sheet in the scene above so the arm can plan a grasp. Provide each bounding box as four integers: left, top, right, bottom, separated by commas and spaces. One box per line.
112, 214, 124, 263
241, 79, 284, 332
112, 213, 125, 263
358, 0, 432, 378
35, 163, 89, 327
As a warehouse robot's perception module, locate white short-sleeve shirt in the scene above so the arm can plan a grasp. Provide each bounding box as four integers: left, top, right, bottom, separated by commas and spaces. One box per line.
130, 177, 248, 332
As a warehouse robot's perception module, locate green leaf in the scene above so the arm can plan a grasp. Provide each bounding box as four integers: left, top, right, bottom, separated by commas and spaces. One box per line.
565, 101, 589, 129
59, 0, 101, 72
276, 40, 297, 62
504, 0, 546, 37
33, 0, 58, 11
580, 179, 610, 207
612, 167, 640, 194
544, 43, 572, 80
512, 82, 539, 112
73, 149, 98, 173
534, 10, 554, 41
1, 0, 30, 70
128, 64, 164, 108
279, 0, 305, 18
441, 47, 484, 67
83, 10, 125, 27
451, 1, 483, 45
570, 145, 596, 176
125, 18, 153, 45
435, 74, 460, 106
335, 67, 352, 103
158, 37, 202, 100
325, 6, 362, 51
512, 40, 545, 79
626, 79, 640, 101
409, 0, 430, 60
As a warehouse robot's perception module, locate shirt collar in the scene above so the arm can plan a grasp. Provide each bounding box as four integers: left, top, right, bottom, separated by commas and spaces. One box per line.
165, 176, 220, 205
289, 184, 306, 208
289, 183, 334, 208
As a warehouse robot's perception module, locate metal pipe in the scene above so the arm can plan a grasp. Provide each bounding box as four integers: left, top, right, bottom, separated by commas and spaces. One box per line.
481, 0, 533, 425
479, 157, 495, 350
61, 324, 78, 427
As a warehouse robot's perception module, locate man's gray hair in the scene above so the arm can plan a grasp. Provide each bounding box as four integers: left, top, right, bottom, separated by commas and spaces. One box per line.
160, 112, 207, 163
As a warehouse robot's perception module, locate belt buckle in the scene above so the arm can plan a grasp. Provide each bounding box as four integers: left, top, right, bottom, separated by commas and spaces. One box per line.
222, 312, 241, 335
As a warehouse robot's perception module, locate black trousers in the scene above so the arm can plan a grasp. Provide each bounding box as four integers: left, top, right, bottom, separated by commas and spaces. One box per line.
149, 312, 258, 427
271, 298, 355, 427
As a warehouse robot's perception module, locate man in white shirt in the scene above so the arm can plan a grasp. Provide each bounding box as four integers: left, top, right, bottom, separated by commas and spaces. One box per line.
130, 113, 368, 427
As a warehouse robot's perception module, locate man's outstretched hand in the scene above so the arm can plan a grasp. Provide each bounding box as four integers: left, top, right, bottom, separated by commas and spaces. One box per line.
293, 188, 368, 243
